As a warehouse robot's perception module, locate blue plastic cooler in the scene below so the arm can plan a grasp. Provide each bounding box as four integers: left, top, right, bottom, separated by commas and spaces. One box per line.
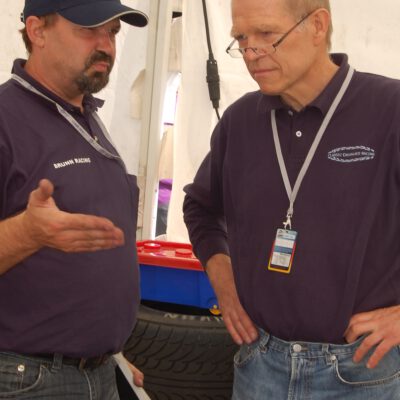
137, 241, 219, 311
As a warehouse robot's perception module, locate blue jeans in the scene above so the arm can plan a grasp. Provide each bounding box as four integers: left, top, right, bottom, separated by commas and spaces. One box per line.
0, 352, 119, 399
232, 330, 400, 400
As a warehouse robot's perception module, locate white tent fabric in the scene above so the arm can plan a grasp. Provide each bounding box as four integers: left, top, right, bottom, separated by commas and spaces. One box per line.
97, 0, 150, 175
0, 1, 26, 83
1, 0, 400, 243
166, 0, 258, 242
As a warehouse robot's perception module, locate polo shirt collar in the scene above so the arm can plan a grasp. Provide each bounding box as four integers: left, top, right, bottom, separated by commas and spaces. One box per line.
12, 59, 104, 113
257, 53, 351, 115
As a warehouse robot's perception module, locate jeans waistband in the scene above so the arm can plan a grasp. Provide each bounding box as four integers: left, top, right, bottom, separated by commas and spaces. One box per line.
0, 352, 113, 371
40, 353, 113, 370
257, 329, 363, 358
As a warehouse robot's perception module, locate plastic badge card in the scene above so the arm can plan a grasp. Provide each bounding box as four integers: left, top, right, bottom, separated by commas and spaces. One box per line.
268, 229, 298, 274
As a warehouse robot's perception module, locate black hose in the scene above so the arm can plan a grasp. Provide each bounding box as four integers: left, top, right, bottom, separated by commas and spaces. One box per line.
202, 0, 221, 120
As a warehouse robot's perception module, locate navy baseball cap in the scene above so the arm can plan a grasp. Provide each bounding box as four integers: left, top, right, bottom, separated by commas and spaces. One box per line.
21, 0, 148, 27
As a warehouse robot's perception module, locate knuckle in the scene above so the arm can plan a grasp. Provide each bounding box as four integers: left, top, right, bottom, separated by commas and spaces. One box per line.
379, 342, 393, 354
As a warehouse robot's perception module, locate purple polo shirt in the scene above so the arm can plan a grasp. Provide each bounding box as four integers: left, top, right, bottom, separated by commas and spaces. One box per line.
0, 59, 139, 357
184, 54, 400, 343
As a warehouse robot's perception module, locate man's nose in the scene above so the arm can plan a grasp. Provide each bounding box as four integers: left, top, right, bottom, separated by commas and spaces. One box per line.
243, 37, 268, 61
96, 28, 115, 52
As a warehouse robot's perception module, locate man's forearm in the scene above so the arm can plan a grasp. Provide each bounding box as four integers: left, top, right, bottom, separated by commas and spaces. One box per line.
206, 253, 235, 292
206, 253, 259, 344
0, 211, 39, 275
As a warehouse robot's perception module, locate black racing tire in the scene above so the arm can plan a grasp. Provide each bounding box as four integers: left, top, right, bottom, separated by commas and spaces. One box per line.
123, 304, 238, 400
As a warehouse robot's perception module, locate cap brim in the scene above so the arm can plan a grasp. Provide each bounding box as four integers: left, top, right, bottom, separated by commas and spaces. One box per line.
59, 2, 148, 28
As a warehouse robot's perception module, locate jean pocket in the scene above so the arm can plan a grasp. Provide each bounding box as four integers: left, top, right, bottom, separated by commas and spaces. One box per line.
0, 358, 48, 397
234, 340, 263, 369
334, 346, 400, 387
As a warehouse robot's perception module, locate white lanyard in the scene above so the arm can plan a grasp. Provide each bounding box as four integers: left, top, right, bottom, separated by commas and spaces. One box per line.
271, 67, 354, 229
11, 74, 127, 172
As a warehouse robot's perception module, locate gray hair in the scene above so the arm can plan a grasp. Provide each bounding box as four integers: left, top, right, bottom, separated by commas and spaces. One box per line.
285, 0, 332, 50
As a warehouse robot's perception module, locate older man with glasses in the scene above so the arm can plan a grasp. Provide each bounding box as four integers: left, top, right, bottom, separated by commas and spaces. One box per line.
183, 0, 400, 398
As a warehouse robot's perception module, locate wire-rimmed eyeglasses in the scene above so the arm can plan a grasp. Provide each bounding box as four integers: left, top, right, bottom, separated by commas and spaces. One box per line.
226, 10, 315, 58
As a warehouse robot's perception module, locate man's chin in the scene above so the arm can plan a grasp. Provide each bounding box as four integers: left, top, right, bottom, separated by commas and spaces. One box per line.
91, 74, 110, 93
76, 73, 110, 95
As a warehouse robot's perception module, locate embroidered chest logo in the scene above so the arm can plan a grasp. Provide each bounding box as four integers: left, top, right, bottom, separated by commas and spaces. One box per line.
53, 157, 92, 169
328, 146, 375, 163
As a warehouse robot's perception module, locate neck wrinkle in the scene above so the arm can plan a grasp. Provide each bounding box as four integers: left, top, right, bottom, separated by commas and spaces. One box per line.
281, 57, 339, 112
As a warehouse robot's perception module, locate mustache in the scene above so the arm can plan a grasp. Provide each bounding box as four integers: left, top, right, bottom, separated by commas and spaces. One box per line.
86, 51, 113, 70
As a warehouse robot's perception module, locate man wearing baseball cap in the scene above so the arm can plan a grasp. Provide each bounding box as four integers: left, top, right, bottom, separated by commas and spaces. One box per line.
0, 1, 148, 398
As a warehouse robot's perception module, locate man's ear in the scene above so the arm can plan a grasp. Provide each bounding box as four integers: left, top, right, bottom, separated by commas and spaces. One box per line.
25, 16, 48, 49
310, 8, 331, 47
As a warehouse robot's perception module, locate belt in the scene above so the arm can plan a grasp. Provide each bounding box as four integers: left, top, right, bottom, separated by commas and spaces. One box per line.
37, 353, 113, 370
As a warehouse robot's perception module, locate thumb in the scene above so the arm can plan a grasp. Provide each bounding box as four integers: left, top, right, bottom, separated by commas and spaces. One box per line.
29, 179, 55, 205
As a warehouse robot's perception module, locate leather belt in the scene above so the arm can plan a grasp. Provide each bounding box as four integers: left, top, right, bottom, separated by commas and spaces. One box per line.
64, 354, 112, 370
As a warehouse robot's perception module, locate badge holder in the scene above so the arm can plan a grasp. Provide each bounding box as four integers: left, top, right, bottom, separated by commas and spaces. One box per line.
268, 215, 298, 274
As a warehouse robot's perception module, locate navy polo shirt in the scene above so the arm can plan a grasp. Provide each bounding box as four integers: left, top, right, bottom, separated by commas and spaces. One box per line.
184, 54, 400, 343
0, 59, 140, 357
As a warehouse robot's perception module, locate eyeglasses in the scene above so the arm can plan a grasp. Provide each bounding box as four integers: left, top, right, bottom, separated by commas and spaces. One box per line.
226, 11, 315, 58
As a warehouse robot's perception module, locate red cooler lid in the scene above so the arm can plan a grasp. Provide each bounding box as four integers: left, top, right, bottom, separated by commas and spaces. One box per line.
137, 241, 202, 271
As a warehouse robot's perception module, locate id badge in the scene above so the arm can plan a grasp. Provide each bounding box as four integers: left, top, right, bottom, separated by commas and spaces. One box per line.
268, 229, 298, 274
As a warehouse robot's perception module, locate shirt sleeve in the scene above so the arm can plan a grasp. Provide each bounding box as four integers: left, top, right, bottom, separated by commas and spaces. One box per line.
183, 121, 230, 267
0, 125, 11, 219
